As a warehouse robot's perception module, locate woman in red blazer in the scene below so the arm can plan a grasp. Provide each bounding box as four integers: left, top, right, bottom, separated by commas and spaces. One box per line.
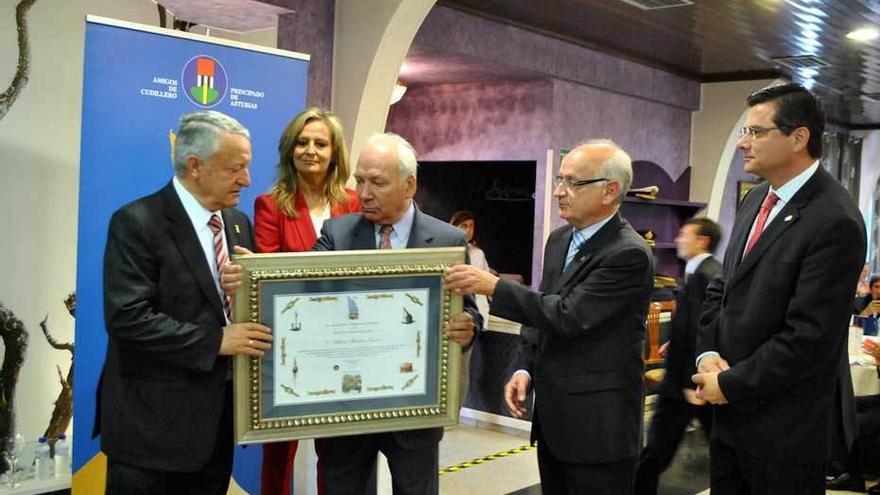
255, 108, 359, 495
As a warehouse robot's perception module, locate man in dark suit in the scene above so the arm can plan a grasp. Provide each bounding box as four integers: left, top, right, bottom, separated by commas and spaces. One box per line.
446, 140, 655, 494
100, 111, 273, 494
693, 84, 866, 495
311, 132, 480, 495
635, 217, 722, 495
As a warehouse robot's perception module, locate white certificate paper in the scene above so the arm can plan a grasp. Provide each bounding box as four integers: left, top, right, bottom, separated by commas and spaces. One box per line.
272, 288, 430, 406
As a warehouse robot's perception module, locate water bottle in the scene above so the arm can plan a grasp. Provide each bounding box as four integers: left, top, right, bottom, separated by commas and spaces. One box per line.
54, 435, 70, 478
34, 437, 53, 481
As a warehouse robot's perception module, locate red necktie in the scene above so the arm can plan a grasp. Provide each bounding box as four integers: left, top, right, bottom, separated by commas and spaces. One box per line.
743, 192, 779, 256
208, 214, 232, 318
379, 224, 393, 249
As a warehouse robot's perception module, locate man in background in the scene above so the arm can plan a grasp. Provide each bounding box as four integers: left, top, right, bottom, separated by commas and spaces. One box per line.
635, 218, 722, 495
856, 275, 880, 316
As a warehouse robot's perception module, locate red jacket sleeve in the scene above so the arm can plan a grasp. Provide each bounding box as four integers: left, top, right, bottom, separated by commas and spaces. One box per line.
254, 194, 282, 253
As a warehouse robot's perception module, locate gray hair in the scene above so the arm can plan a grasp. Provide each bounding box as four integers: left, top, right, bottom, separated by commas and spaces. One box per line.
172, 111, 250, 175
583, 138, 632, 205
364, 132, 418, 181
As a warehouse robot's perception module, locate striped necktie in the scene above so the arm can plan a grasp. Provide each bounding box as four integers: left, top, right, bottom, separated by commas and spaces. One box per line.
379, 224, 393, 249
208, 214, 232, 318
564, 229, 586, 270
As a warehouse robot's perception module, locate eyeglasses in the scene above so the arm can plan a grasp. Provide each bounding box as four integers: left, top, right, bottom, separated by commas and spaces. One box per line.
739, 125, 791, 140
553, 176, 609, 189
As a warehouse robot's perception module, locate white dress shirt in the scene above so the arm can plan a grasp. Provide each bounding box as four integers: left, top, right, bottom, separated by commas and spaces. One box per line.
741, 160, 819, 260
685, 253, 713, 278
172, 176, 229, 323
373, 202, 415, 248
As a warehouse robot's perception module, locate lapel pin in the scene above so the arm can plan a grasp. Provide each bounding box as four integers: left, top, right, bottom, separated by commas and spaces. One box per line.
234, 224, 241, 234
784, 215, 794, 223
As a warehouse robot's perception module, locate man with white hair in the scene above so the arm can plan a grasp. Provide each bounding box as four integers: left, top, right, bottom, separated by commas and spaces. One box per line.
99, 110, 272, 494
312, 132, 481, 494
445, 140, 654, 494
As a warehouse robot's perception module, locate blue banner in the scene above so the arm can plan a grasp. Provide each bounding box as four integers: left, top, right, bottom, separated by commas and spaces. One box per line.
73, 17, 308, 493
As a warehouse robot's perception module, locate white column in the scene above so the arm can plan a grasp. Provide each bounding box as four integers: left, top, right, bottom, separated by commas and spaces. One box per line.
332, 0, 436, 164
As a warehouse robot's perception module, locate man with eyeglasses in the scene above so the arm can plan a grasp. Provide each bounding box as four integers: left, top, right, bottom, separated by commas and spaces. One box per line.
692, 83, 866, 494
445, 139, 654, 494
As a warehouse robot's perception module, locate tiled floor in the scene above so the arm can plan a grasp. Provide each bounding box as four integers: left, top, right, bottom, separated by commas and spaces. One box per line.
437, 418, 880, 494
438, 424, 539, 495
437, 418, 712, 495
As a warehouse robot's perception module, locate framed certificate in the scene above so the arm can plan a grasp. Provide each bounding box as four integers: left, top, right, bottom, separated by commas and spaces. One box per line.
232, 247, 465, 444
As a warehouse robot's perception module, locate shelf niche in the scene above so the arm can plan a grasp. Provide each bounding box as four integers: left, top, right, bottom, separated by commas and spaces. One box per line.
620, 161, 706, 282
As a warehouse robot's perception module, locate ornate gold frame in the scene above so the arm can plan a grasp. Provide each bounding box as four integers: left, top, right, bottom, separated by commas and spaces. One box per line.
232, 247, 465, 444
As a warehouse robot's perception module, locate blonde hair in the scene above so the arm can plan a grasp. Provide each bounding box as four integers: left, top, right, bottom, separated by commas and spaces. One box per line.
271, 108, 351, 217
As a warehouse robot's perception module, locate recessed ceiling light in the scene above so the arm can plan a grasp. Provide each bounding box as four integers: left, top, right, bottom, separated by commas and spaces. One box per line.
847, 27, 879, 42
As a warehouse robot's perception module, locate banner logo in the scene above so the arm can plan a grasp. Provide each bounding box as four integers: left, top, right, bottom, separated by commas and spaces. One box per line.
182, 55, 228, 107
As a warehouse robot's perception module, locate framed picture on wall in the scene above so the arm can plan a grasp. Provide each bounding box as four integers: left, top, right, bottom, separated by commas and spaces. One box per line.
231, 247, 465, 444
737, 180, 762, 208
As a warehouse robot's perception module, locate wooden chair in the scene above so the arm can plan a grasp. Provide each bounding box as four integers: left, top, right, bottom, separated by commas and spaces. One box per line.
644, 299, 676, 389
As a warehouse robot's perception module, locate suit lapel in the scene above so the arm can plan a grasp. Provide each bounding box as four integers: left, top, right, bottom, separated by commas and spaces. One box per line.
727, 183, 766, 275
222, 210, 243, 252
351, 215, 378, 250
161, 183, 225, 319
727, 168, 822, 289
552, 213, 623, 292
541, 229, 570, 291
406, 207, 435, 249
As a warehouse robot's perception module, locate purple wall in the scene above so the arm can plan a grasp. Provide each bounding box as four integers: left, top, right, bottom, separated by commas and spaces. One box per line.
387, 80, 553, 285
551, 80, 692, 179
386, 76, 696, 285
386, 6, 700, 285
271, 0, 334, 108
387, 80, 554, 161
549, 79, 694, 229
413, 7, 699, 112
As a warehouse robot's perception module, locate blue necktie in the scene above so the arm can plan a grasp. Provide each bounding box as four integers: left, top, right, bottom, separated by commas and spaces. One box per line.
564, 230, 586, 270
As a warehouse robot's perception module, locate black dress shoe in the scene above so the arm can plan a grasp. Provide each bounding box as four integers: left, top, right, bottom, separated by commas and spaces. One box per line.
867, 484, 880, 495
826, 472, 866, 492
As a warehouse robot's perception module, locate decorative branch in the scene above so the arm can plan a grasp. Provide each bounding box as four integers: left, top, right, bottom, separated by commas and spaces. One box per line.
0, 0, 38, 121
40, 294, 75, 454
0, 303, 29, 473
40, 316, 73, 352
